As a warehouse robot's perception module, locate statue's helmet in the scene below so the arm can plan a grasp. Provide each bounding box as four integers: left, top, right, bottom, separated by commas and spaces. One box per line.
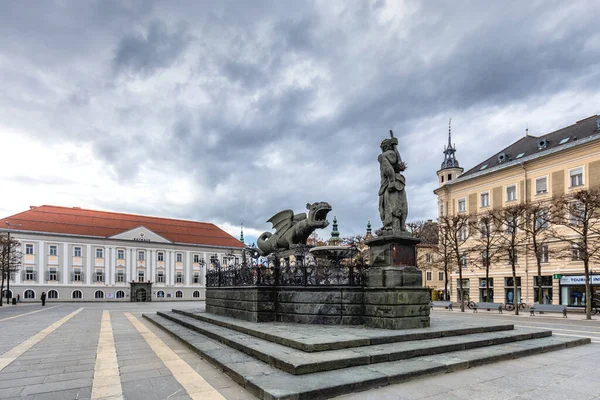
380, 137, 397, 151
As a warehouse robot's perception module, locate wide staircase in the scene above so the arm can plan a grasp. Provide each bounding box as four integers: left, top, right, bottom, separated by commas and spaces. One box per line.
144, 309, 589, 399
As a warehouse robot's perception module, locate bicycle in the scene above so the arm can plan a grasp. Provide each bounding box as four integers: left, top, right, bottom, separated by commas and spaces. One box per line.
466, 300, 476, 310
504, 301, 529, 311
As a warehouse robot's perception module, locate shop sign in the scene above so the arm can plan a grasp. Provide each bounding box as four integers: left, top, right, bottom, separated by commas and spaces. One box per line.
560, 275, 600, 285
553, 274, 561, 279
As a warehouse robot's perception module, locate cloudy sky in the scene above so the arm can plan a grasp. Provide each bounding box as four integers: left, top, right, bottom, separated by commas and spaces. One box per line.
2, 1, 600, 244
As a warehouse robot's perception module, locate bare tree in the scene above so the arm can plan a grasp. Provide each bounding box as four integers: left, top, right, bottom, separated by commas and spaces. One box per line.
306, 232, 327, 247
0, 233, 22, 306
439, 214, 471, 311
550, 189, 600, 320
492, 204, 529, 315
407, 220, 439, 245
467, 210, 503, 303
522, 201, 554, 305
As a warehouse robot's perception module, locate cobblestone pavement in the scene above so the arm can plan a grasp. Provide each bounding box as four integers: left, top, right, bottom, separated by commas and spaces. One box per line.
1, 303, 599, 399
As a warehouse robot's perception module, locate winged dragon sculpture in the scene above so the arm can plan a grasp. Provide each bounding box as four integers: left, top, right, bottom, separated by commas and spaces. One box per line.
257, 202, 332, 256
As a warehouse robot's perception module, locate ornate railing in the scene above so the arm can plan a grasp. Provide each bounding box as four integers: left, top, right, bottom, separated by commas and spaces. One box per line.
206, 247, 369, 287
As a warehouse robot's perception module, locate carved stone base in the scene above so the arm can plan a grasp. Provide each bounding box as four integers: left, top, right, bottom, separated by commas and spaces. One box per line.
364, 287, 430, 329
365, 234, 423, 288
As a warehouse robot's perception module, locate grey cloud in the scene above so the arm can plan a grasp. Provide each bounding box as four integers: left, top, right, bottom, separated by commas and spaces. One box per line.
3, 1, 600, 238
112, 20, 193, 76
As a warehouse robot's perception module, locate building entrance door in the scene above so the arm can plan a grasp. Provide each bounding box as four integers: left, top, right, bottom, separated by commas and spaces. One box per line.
136, 288, 147, 302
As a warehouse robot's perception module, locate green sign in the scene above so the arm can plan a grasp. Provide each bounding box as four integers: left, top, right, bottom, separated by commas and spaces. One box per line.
553, 274, 561, 279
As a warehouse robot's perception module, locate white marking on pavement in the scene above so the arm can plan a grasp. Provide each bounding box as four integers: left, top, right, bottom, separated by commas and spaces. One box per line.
516, 325, 600, 335
0, 305, 62, 322
91, 311, 123, 400
0, 308, 83, 371
124, 312, 225, 400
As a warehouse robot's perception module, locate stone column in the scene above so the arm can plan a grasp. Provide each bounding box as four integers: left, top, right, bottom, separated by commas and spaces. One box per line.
86, 244, 92, 285
38, 240, 45, 284
62, 243, 69, 284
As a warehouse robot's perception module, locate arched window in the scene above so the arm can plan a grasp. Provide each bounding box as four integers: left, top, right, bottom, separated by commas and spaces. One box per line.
156, 291, 165, 298
95, 290, 104, 299
116, 290, 125, 299
2, 290, 12, 299
24, 290, 35, 299
193, 291, 200, 298
175, 290, 183, 298
72, 290, 83, 299
47, 290, 59, 299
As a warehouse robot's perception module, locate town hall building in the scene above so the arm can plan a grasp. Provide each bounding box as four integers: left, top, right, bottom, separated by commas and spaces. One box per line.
0, 205, 245, 302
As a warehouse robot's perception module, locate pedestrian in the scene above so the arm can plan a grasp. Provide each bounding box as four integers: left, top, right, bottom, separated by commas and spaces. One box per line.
41, 291, 46, 306
16, 294, 20, 303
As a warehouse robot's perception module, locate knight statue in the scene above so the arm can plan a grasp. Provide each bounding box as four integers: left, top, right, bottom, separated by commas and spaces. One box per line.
376, 130, 408, 236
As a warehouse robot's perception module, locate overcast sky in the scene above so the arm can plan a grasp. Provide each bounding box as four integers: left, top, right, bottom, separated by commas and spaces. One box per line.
2, 1, 600, 245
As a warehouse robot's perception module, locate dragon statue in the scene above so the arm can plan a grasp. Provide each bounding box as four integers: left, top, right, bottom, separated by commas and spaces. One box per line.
257, 202, 332, 256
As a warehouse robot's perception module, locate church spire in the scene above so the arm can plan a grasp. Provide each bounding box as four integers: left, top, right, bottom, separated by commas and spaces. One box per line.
328, 216, 341, 245
441, 118, 460, 170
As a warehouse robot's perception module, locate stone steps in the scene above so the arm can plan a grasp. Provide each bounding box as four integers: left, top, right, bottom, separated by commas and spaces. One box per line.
171, 308, 516, 352
156, 311, 551, 375
143, 313, 590, 400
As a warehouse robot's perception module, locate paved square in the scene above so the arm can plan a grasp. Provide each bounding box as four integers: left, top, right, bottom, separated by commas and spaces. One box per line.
0, 303, 599, 399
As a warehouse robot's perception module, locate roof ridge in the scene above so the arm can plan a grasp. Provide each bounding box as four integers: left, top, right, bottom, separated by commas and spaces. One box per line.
35, 205, 216, 227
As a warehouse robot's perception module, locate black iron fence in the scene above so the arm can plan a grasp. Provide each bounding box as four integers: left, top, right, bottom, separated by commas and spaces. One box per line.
206, 247, 369, 287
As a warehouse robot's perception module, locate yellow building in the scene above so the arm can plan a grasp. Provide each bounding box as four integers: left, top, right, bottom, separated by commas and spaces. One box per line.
434, 115, 600, 306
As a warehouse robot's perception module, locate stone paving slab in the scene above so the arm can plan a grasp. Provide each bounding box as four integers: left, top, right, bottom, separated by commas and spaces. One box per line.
172, 308, 515, 352
158, 311, 552, 375
145, 313, 589, 400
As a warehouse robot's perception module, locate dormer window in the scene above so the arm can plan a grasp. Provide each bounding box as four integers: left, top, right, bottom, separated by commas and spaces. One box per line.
537, 139, 549, 149
447, 173, 452, 181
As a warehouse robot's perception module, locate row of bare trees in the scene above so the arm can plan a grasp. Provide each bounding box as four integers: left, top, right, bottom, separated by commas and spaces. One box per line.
426, 188, 600, 318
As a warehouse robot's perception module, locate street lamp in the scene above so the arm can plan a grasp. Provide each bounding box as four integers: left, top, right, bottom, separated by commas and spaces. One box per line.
5, 221, 22, 304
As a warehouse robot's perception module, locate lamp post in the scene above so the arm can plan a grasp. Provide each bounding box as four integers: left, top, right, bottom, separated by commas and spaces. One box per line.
5, 222, 22, 304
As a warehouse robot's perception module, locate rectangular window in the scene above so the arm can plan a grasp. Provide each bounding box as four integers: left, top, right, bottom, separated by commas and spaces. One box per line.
439, 204, 444, 217
535, 209, 549, 229
25, 268, 35, 281
480, 192, 490, 207
117, 249, 124, 259
460, 253, 467, 268
481, 250, 489, 267
96, 248, 104, 259
506, 185, 517, 201
49, 245, 58, 256
176, 272, 183, 283
570, 167, 584, 187
479, 221, 490, 238
138, 271, 145, 282
426, 254, 432, 263
571, 245, 581, 261
25, 244, 34, 255
426, 271, 432, 281
505, 277, 521, 287
193, 272, 200, 283
458, 226, 468, 241
535, 177, 547, 194
157, 252, 164, 262
95, 270, 104, 282
49, 268, 57, 281
438, 271, 444, 281
73, 269, 82, 281
210, 255, 218, 266
508, 249, 518, 264
506, 216, 517, 234
157, 271, 165, 283
176, 253, 183, 263
138, 251, 145, 261
539, 245, 549, 263
193, 254, 200, 263
116, 270, 124, 282
457, 198, 466, 212
569, 202, 584, 225
74, 247, 82, 257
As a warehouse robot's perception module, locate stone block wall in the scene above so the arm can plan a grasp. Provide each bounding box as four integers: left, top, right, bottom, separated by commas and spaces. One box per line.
206, 287, 276, 322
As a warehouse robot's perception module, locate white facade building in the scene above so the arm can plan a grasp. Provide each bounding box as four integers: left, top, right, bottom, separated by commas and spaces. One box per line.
0, 205, 244, 302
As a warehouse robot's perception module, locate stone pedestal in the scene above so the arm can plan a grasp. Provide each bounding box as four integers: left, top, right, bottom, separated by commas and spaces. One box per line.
364, 234, 430, 329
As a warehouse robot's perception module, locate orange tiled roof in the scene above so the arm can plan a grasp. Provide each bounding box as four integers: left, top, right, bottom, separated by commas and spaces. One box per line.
0, 205, 244, 248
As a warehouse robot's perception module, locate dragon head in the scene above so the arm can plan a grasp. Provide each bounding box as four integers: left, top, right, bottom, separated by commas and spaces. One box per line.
306, 202, 332, 229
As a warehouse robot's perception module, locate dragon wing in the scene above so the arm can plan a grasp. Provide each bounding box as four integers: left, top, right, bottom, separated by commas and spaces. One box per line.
266, 209, 294, 233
